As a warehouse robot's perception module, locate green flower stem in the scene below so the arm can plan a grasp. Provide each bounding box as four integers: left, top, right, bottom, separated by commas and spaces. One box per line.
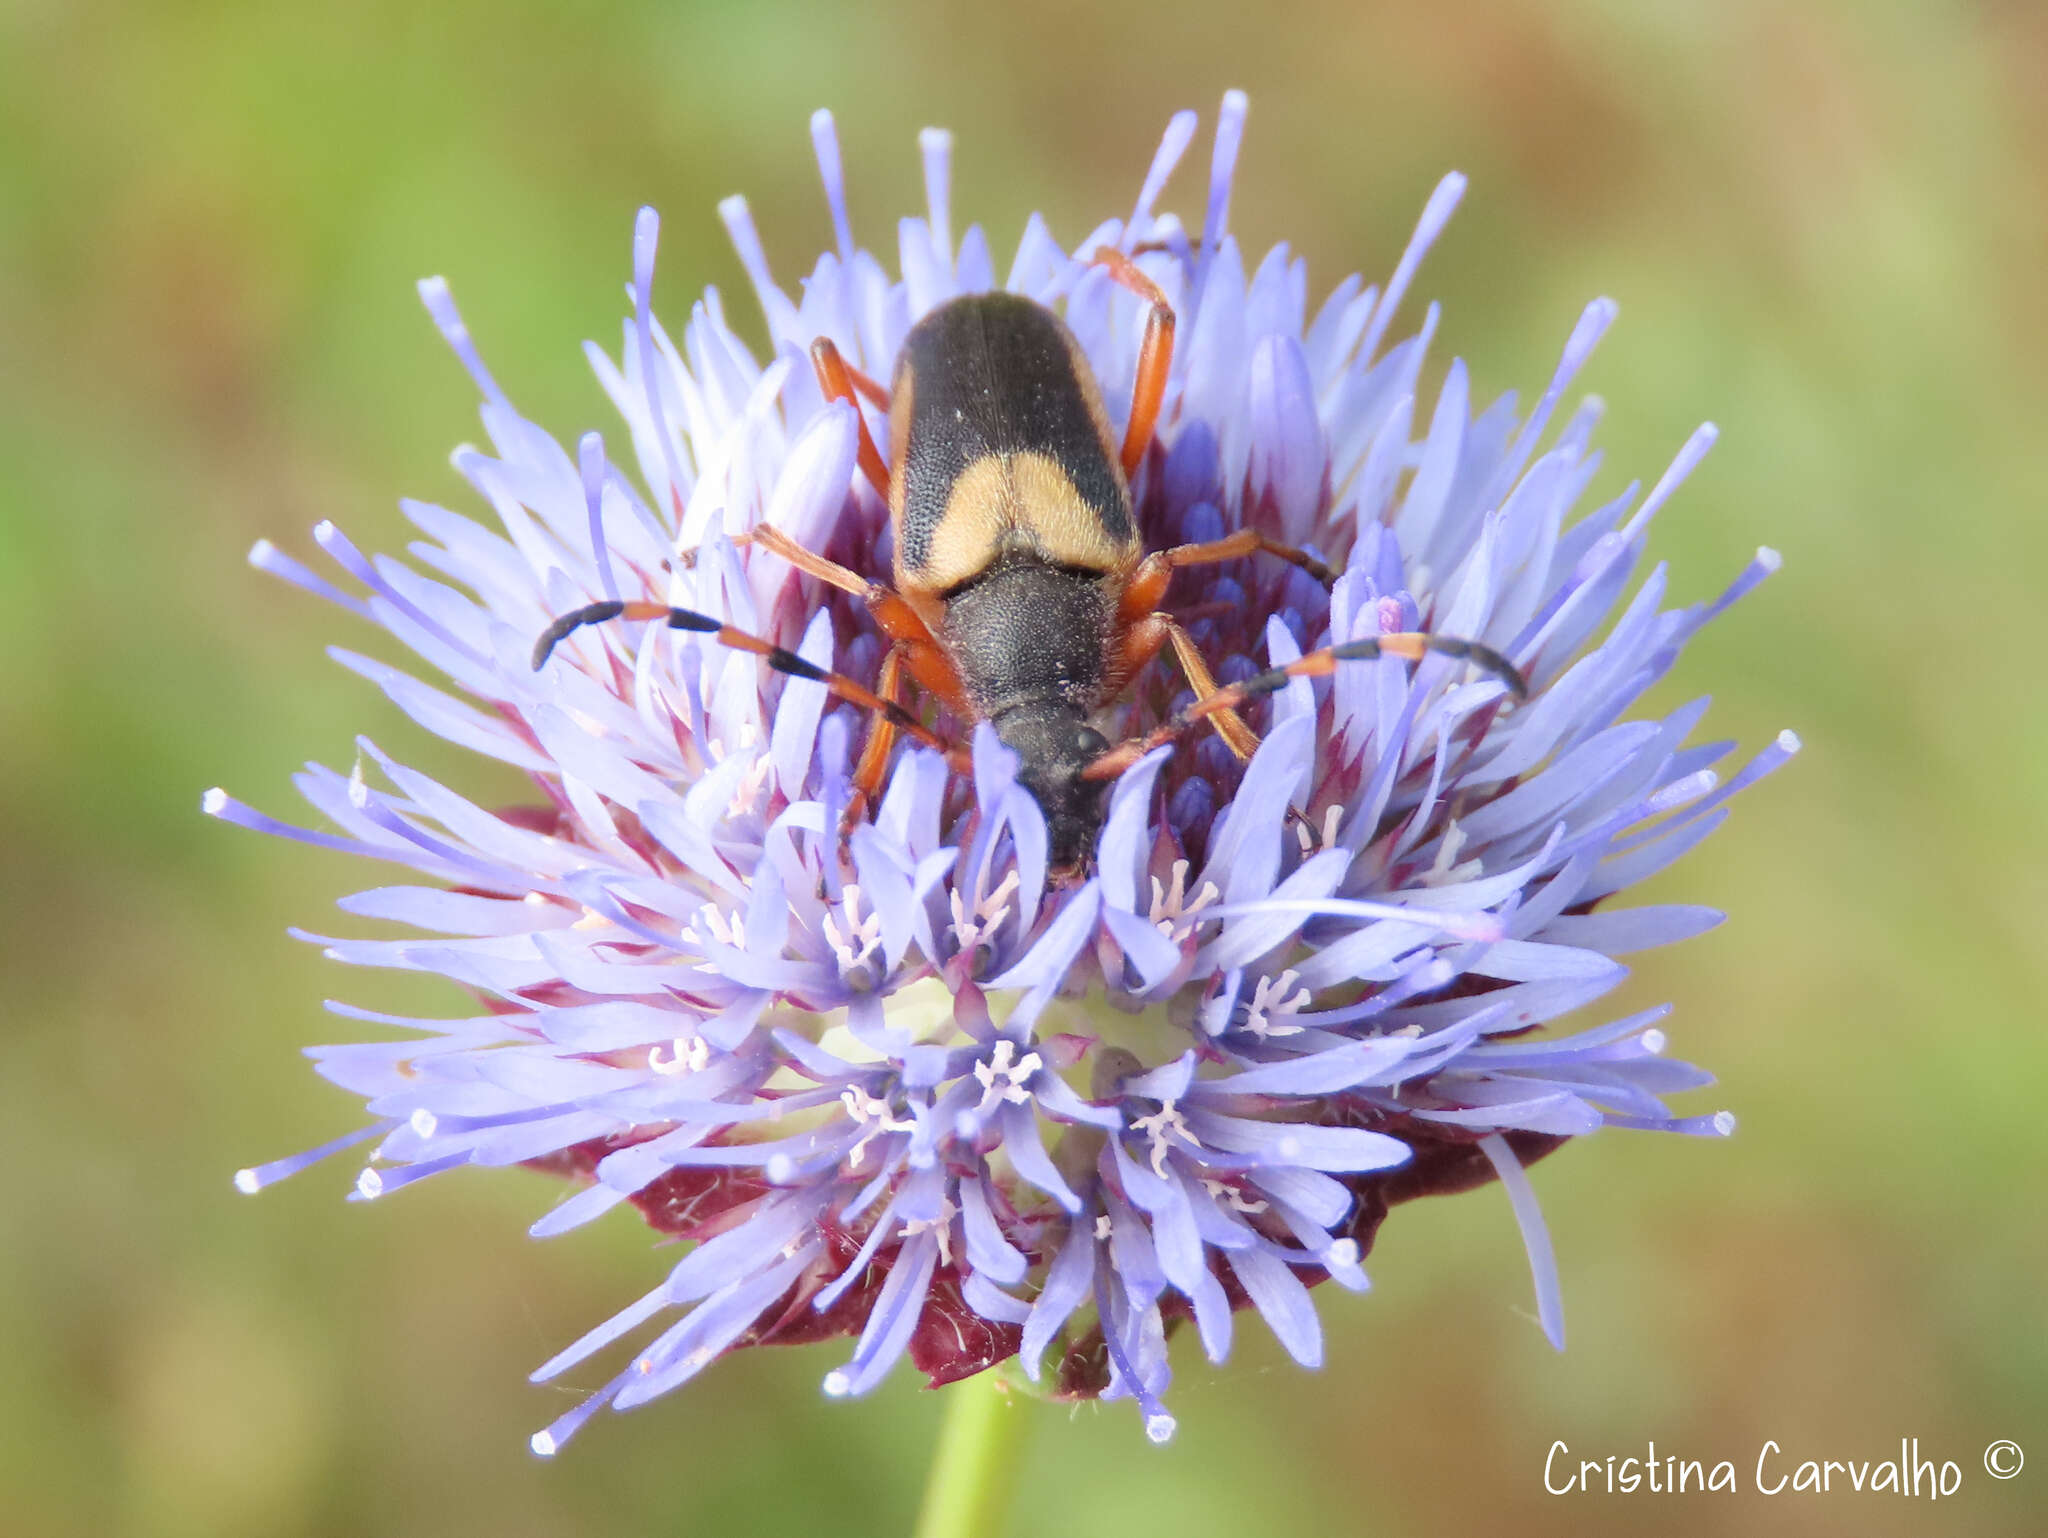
911, 1371, 1032, 1538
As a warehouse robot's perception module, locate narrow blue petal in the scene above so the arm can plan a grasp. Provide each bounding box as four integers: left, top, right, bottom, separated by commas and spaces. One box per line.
962, 1272, 1032, 1326
1021, 1219, 1097, 1379
1001, 1102, 1082, 1212
828, 1233, 940, 1398
529, 1182, 630, 1239
1102, 904, 1185, 991
958, 1177, 1029, 1287
768, 608, 836, 799
232, 1121, 390, 1195
1479, 1134, 1565, 1350
531, 1278, 673, 1383
617, 1248, 816, 1408
1227, 1246, 1323, 1367
1537, 905, 1723, 953
1202, 1033, 1421, 1097
1412, 1093, 1604, 1137
1200, 716, 1312, 906
1244, 1165, 1351, 1229
1190, 1112, 1412, 1173
985, 881, 1101, 995
1096, 749, 1172, 911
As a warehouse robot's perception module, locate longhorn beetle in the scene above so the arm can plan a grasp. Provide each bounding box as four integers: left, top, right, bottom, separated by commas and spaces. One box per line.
535, 249, 1526, 875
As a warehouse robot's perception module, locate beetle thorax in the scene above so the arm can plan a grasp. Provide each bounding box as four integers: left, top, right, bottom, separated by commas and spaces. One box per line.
942, 559, 1116, 870
941, 556, 1112, 718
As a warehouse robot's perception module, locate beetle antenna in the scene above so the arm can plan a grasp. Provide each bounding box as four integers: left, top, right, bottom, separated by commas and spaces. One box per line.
1081, 631, 1527, 781
533, 600, 968, 768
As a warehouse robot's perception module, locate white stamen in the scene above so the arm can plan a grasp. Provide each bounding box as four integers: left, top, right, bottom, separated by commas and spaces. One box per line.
1242, 969, 1312, 1039
841, 1084, 915, 1169
355, 1168, 385, 1200
695, 903, 746, 950
1094, 1214, 1115, 1241
728, 748, 773, 818
233, 1167, 261, 1195
648, 1036, 710, 1076
1148, 860, 1221, 939
1420, 820, 1484, 887
1129, 1098, 1196, 1178
822, 1369, 853, 1397
1292, 806, 1345, 857
408, 1108, 438, 1139
822, 884, 884, 976
898, 1199, 958, 1267
1201, 1177, 1269, 1215
971, 1040, 1042, 1113
948, 869, 1020, 953
1145, 1412, 1178, 1444
529, 1431, 557, 1458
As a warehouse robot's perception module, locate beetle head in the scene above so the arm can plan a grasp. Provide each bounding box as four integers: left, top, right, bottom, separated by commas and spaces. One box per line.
994, 707, 1111, 877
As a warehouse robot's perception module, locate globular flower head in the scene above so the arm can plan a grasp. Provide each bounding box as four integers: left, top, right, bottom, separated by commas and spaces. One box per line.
214, 92, 1794, 1450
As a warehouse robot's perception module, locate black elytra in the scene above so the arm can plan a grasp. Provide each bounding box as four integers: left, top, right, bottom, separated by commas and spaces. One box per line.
892, 291, 1134, 574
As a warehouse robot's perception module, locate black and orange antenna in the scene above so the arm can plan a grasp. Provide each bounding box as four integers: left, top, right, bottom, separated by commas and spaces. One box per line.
532, 600, 968, 772
1082, 632, 1526, 782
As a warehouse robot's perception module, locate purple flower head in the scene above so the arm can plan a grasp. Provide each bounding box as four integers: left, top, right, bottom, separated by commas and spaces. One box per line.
213, 93, 1794, 1451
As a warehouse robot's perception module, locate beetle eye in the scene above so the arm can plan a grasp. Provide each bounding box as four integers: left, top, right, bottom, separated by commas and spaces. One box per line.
1071, 726, 1110, 759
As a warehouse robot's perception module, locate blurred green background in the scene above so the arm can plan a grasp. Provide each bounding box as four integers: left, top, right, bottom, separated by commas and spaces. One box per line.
3, 0, 2044, 1534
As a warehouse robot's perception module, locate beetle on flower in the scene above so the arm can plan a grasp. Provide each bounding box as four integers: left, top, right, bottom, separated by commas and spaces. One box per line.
211, 91, 1795, 1449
